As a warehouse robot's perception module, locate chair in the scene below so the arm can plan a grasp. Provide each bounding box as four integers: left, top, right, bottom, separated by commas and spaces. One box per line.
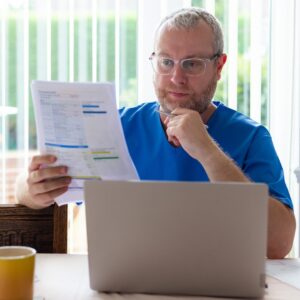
0, 204, 67, 253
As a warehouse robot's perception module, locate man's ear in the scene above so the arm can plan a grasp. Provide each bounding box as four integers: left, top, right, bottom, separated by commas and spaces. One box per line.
216, 53, 227, 80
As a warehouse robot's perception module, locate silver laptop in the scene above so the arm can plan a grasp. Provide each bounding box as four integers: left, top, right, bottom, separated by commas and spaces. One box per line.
84, 181, 268, 298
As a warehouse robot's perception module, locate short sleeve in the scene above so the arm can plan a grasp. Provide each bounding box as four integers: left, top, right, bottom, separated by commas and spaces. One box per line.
242, 126, 293, 209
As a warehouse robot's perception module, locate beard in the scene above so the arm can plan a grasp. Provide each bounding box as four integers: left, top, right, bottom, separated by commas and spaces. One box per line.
155, 75, 218, 114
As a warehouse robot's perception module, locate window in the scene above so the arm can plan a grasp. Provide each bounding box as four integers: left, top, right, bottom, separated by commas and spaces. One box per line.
1, 0, 298, 255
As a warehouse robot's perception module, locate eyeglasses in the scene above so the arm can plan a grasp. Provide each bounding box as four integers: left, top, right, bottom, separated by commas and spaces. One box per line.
149, 52, 221, 76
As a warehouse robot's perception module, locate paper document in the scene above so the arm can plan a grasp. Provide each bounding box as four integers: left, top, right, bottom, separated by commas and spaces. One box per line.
31, 80, 139, 205
266, 259, 300, 290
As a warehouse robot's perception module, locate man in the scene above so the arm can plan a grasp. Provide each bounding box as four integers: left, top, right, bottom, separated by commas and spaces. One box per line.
16, 7, 295, 258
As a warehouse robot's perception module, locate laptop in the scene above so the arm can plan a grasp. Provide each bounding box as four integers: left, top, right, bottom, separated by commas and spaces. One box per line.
84, 181, 268, 298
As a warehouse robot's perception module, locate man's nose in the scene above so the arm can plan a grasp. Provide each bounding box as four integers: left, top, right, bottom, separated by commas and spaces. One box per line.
170, 64, 187, 85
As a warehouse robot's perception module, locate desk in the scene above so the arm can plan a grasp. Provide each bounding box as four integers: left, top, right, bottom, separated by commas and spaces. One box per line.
34, 254, 300, 300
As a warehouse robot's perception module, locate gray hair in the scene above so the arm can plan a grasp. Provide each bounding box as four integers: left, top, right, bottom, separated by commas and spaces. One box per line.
155, 7, 224, 55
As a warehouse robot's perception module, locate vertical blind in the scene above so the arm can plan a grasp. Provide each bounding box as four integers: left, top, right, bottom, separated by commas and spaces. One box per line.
269, 0, 300, 256
1, 0, 298, 255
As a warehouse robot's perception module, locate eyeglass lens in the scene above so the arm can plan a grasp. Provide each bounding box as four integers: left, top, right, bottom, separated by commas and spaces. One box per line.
154, 57, 206, 75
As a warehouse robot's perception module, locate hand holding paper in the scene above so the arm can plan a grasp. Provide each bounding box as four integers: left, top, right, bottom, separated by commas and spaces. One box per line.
31, 80, 139, 205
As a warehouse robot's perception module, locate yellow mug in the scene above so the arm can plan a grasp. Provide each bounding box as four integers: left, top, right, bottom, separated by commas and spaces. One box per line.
0, 246, 36, 300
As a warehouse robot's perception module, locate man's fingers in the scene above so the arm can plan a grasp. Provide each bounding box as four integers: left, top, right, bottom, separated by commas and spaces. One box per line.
34, 186, 69, 207
29, 176, 72, 195
166, 123, 182, 147
164, 116, 170, 126
30, 186, 69, 208
29, 154, 57, 171
48, 186, 69, 199
29, 166, 68, 184
172, 137, 181, 147
32, 195, 55, 208
168, 135, 181, 147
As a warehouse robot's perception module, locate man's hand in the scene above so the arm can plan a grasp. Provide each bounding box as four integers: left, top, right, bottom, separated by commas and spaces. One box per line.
16, 154, 72, 209
164, 107, 212, 160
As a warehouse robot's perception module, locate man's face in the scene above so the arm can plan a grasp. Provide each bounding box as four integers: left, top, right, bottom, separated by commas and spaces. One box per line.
153, 22, 225, 114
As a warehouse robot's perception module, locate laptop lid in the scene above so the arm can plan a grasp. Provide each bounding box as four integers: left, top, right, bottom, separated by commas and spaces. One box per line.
84, 181, 268, 298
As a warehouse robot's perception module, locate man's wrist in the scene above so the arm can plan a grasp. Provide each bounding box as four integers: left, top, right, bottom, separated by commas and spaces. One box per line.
195, 139, 250, 182
195, 138, 220, 166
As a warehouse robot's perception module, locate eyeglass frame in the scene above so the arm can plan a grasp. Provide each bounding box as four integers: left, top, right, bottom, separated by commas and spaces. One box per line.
149, 52, 221, 76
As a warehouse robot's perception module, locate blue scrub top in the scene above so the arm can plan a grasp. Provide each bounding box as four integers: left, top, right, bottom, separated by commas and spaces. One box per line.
119, 101, 293, 210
